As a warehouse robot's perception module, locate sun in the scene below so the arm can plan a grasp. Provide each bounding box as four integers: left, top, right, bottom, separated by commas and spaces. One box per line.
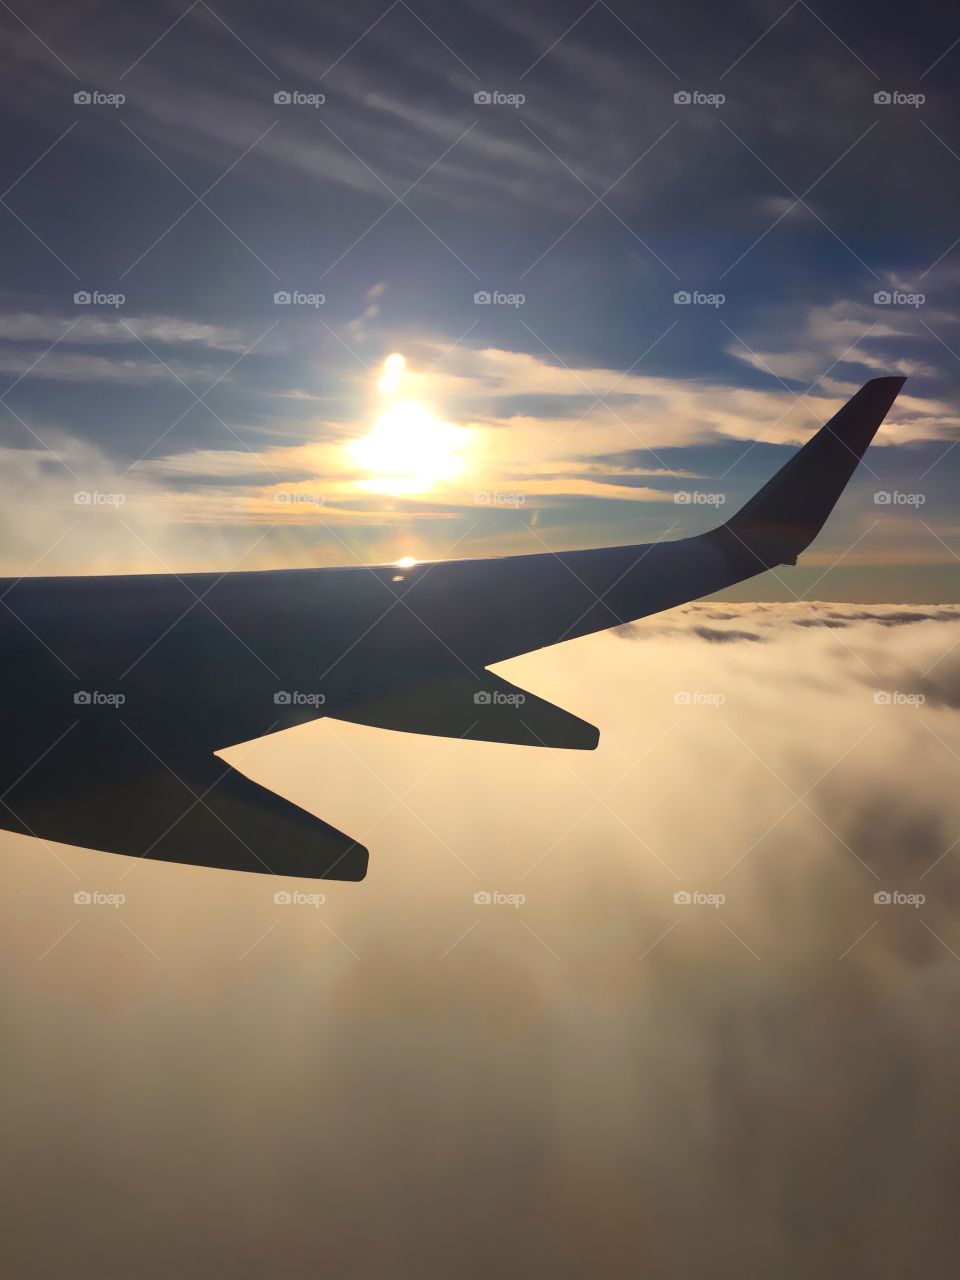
346, 353, 470, 496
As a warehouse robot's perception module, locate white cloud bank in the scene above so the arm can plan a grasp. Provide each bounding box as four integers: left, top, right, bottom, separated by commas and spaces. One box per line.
2, 602, 960, 1275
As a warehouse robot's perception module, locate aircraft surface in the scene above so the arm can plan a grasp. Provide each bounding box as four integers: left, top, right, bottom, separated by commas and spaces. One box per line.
0, 376, 905, 880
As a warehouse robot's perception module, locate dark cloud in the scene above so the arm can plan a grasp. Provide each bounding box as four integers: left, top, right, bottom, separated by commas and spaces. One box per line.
793, 616, 848, 627
691, 624, 763, 643
828, 608, 960, 627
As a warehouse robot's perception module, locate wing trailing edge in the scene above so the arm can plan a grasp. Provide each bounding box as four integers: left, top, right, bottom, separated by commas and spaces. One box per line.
331, 669, 599, 750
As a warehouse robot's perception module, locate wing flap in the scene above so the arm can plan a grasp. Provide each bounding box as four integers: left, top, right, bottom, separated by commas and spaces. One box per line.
331, 670, 599, 750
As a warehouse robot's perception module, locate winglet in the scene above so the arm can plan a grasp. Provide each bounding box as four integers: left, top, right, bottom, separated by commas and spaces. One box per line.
715, 376, 906, 569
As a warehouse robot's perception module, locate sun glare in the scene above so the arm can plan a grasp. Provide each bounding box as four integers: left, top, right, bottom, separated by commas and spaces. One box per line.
347, 353, 470, 496
377, 352, 406, 394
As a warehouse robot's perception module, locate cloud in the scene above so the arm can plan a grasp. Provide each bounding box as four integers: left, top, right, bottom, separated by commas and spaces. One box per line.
410, 341, 959, 450
3, 601, 960, 1274
723, 297, 960, 445
0, 312, 249, 350
0, 349, 229, 386
617, 599, 960, 640
0, 311, 258, 388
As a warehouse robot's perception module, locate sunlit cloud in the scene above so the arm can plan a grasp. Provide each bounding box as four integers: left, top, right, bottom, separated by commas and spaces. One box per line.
4, 601, 960, 1274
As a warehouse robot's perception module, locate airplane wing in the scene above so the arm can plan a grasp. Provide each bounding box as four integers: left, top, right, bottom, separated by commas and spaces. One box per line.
335, 668, 600, 749
384, 376, 906, 664
0, 376, 904, 879
1, 726, 368, 880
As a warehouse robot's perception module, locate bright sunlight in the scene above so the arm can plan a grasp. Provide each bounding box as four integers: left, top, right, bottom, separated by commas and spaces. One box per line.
346, 353, 471, 496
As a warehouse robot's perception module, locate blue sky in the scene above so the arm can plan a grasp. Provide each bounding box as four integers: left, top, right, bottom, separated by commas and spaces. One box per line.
2, 0, 960, 595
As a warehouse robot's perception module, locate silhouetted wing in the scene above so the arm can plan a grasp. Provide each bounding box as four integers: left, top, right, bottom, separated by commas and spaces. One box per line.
388, 376, 907, 662
1, 728, 367, 880
713, 375, 906, 570
0, 376, 904, 880
333, 668, 599, 750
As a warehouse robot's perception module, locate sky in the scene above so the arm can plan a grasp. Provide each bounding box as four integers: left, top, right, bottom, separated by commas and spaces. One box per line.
1, 0, 960, 596
6, 4, 960, 1277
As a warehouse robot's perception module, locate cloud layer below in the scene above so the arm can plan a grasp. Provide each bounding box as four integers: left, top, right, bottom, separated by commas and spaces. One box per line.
3, 601, 960, 1276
